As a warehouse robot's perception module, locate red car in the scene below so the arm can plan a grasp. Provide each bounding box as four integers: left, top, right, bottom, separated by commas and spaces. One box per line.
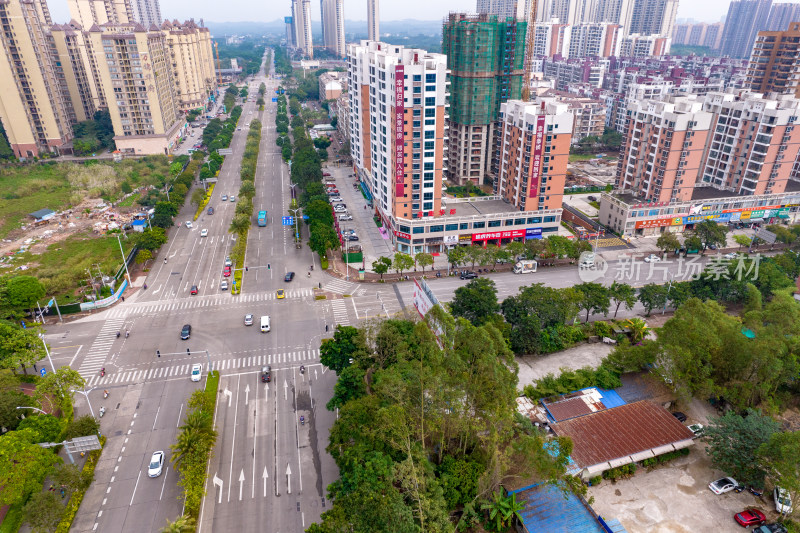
223, 266, 231, 277
190, 285, 198, 295
735, 509, 766, 528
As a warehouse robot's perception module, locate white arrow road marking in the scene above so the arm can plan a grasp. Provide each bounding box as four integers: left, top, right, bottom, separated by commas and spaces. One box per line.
283, 379, 288, 401
238, 469, 245, 501
264, 383, 269, 401
262, 466, 269, 498
286, 463, 292, 494
224, 387, 232, 407
245, 384, 250, 404
213, 473, 223, 504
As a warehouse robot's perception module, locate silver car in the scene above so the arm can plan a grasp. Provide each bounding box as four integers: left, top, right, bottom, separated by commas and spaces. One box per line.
244, 314, 254, 326
148, 451, 164, 477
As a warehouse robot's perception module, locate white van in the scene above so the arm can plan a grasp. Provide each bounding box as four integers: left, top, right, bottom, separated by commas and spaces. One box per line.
260, 315, 271, 332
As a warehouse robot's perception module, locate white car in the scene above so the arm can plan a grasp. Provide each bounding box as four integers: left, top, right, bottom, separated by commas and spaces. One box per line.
201, 229, 208, 237
185, 221, 193, 229
333, 205, 347, 212
221, 194, 228, 201
244, 314, 254, 326
330, 197, 343, 203
225, 256, 233, 267
723, 252, 738, 260
687, 423, 704, 437
148, 451, 164, 477
191, 363, 202, 382
338, 214, 353, 221
709, 477, 738, 495
644, 254, 661, 263
775, 487, 793, 514
230, 196, 236, 202
220, 279, 228, 291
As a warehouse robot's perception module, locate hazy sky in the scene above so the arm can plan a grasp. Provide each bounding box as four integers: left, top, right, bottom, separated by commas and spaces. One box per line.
47, 0, 784, 26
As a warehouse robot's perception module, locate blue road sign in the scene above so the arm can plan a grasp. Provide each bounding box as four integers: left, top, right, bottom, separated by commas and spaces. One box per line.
272, 97, 277, 102
40, 368, 46, 377
282, 216, 294, 226
302, 215, 309, 220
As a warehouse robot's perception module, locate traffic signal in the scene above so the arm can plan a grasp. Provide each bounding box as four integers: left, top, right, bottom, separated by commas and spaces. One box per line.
245, 266, 248, 272
157, 350, 160, 358
268, 263, 271, 269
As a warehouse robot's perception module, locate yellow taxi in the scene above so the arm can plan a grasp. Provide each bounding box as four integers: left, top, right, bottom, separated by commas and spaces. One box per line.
276, 289, 285, 299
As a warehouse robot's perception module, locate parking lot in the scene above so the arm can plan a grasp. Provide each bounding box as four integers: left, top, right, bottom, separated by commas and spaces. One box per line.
589, 446, 781, 533
325, 165, 394, 265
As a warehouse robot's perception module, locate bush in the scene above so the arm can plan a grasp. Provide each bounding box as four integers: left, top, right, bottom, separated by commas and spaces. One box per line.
320, 255, 329, 269
593, 321, 613, 338
641, 448, 689, 468
55, 435, 106, 533
602, 463, 636, 481
587, 476, 602, 487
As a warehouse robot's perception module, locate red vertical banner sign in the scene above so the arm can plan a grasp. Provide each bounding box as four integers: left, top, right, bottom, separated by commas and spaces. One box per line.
528, 115, 546, 198
394, 65, 405, 198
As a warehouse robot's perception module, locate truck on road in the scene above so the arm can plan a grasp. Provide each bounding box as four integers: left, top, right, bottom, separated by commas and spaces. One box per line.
513, 260, 538, 274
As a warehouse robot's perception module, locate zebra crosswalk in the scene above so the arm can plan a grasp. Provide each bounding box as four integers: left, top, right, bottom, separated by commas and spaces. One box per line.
330, 299, 350, 326
324, 279, 355, 295
78, 317, 127, 378
104, 288, 314, 319
86, 349, 320, 387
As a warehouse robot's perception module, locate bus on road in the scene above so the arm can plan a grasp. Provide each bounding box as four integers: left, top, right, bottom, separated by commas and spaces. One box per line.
257, 211, 267, 226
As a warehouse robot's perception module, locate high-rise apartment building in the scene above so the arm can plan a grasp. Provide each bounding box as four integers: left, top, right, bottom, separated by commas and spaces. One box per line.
615, 91, 800, 203
130, 0, 161, 27
720, 0, 773, 59
765, 2, 800, 31
292, 0, 313, 57
51, 21, 108, 122
161, 20, 217, 112
627, 0, 678, 37
285, 16, 295, 47
87, 22, 182, 154
442, 13, 527, 185
0, 0, 75, 157
347, 41, 448, 223
321, 0, 345, 57
672, 22, 724, 49
532, 21, 571, 56
67, 0, 132, 27
367, 0, 379, 40
747, 22, 800, 99
475, 0, 533, 20
617, 33, 670, 56
494, 99, 573, 210
567, 22, 621, 57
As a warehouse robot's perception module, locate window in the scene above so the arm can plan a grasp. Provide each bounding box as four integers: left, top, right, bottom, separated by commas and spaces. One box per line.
425, 119, 435, 126
413, 109, 421, 116
413, 120, 421, 128
514, 218, 526, 225
445, 223, 458, 231
425, 108, 435, 117
424, 141, 435, 150
423, 192, 433, 200
425, 73, 436, 83
413, 75, 421, 81
473, 221, 485, 229
429, 225, 443, 233
425, 85, 436, 92
423, 162, 434, 170
488, 220, 501, 227
424, 97, 436, 107
424, 130, 435, 139
460, 223, 469, 230
423, 202, 433, 211
413, 98, 421, 105
413, 86, 421, 94
527, 217, 541, 224
413, 226, 425, 234
399, 225, 410, 233
544, 216, 556, 223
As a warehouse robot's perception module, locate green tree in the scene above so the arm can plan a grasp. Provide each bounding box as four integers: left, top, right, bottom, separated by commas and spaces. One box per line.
6, 276, 46, 312
62, 414, 100, 440
464, 246, 486, 269
152, 201, 177, 228
757, 430, 800, 515
191, 188, 206, 207
35, 367, 84, 407
0, 323, 46, 373
229, 214, 250, 235
625, 318, 649, 343
501, 284, 582, 355
447, 247, 466, 271
574, 282, 610, 323
135, 249, 152, 265
415, 252, 434, 274
734, 234, 752, 249
320, 326, 362, 375
0, 387, 32, 431
684, 234, 703, 253
637, 283, 669, 316
17, 414, 63, 443
705, 409, 779, 488
326, 365, 366, 410
131, 227, 167, 251
481, 491, 525, 532
52, 462, 92, 497
693, 220, 728, 253
308, 222, 340, 256
22, 490, 64, 533
656, 232, 681, 254
0, 429, 60, 506
392, 253, 414, 276
372, 256, 392, 280
450, 278, 500, 326
609, 281, 636, 318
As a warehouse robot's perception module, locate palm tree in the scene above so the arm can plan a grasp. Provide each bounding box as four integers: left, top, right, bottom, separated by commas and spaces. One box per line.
171, 410, 216, 468
229, 214, 249, 235
161, 515, 196, 533
626, 317, 649, 343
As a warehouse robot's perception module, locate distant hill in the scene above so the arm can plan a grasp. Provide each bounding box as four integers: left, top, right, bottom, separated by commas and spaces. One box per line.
205, 18, 443, 39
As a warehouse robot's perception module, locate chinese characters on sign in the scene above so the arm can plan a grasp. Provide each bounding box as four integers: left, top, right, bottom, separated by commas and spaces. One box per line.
608, 254, 761, 283
528, 115, 546, 199
394, 65, 405, 198
471, 229, 527, 241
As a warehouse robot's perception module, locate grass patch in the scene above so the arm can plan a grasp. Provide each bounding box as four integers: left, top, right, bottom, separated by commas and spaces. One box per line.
0, 503, 24, 533
589, 201, 601, 210
568, 153, 598, 162
343, 294, 351, 298
116, 194, 140, 207
320, 255, 329, 269
0, 157, 170, 239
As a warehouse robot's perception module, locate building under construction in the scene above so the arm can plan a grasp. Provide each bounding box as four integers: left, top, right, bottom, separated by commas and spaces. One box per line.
442, 12, 527, 186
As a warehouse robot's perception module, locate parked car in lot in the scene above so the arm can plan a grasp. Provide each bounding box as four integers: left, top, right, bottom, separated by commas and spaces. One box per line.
223, 266, 231, 277
460, 271, 478, 280
148, 451, 164, 477
190, 285, 198, 295
709, 477, 739, 495
330, 197, 343, 203
338, 214, 353, 221
225, 256, 232, 267
346, 235, 359, 241
753, 524, 788, 533
687, 423, 704, 437
774, 487, 793, 514
671, 411, 687, 422
734, 509, 766, 528
220, 280, 228, 290
333, 205, 347, 212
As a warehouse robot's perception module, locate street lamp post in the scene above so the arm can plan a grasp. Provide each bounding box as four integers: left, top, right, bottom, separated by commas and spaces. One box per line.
70, 388, 97, 418
17, 406, 48, 416
116, 233, 131, 283
38, 333, 55, 373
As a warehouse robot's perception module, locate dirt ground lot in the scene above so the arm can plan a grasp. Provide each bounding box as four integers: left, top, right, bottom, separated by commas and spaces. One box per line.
589, 446, 780, 533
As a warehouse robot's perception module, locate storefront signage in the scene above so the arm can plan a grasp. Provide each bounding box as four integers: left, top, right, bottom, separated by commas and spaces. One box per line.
394, 65, 405, 198
525, 228, 543, 239
394, 230, 411, 240
528, 115, 546, 199
458, 234, 472, 242
471, 229, 527, 242
443, 235, 458, 244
